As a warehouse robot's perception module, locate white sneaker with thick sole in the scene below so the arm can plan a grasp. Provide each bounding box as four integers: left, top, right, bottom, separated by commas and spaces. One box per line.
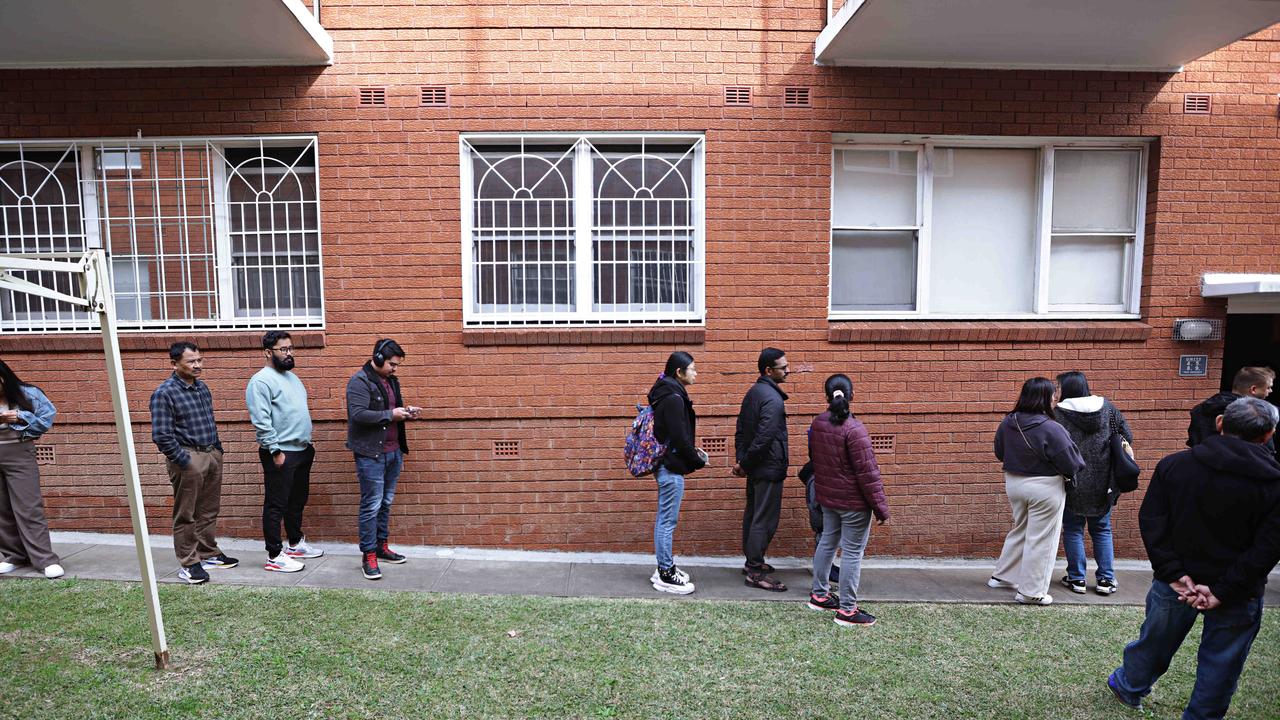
987, 576, 1016, 589
43, 564, 65, 579
0, 561, 18, 574
651, 568, 695, 595
265, 553, 305, 573
1014, 592, 1053, 606
649, 567, 692, 585
284, 538, 324, 559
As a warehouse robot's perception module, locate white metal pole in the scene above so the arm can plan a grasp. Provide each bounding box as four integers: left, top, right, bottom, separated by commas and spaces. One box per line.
87, 249, 171, 670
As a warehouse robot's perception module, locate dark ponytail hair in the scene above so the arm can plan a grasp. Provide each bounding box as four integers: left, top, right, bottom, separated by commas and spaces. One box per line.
1012, 377, 1056, 419
824, 373, 853, 425
0, 360, 34, 412
663, 351, 695, 380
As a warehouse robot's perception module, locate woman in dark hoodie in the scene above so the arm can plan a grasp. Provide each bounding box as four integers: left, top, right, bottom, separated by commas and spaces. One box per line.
647, 351, 707, 595
1054, 371, 1133, 596
990, 377, 1086, 605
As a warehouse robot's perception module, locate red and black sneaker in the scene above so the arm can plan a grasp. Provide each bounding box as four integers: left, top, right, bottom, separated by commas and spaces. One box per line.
806, 592, 840, 611
362, 551, 382, 580
376, 540, 406, 564
834, 607, 877, 627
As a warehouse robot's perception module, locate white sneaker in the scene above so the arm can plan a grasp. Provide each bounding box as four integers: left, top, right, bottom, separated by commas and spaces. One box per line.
0, 561, 18, 574
987, 576, 1016, 589
651, 566, 695, 595
265, 553, 305, 573
284, 538, 324, 559
1014, 592, 1053, 606
649, 566, 692, 585
43, 564, 65, 579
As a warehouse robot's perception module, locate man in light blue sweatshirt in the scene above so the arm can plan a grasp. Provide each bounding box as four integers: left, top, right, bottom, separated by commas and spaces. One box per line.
246, 330, 323, 572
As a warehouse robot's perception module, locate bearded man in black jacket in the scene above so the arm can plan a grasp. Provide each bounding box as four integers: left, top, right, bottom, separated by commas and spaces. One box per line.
1108, 397, 1280, 718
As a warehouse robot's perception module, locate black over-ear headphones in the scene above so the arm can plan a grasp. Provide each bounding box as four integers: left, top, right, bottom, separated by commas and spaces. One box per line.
373, 338, 395, 368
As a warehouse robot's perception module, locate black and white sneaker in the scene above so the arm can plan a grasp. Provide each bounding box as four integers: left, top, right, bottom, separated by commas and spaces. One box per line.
376, 541, 406, 564
177, 563, 210, 585
201, 553, 239, 570
362, 551, 382, 580
1060, 575, 1086, 594
651, 566, 694, 595
1096, 578, 1119, 595
807, 592, 840, 611
834, 607, 877, 627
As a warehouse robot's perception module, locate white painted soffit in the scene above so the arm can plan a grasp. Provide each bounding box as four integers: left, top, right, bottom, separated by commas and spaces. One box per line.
815, 0, 1280, 72
0, 0, 332, 69
1203, 273, 1280, 314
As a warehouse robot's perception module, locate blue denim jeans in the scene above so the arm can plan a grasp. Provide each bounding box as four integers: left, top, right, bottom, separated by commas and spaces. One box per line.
1111, 580, 1264, 720
356, 450, 403, 553
811, 507, 872, 612
653, 465, 685, 570
1062, 507, 1115, 582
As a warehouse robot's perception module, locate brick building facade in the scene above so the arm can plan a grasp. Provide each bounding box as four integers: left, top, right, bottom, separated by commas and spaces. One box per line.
1, 1, 1278, 561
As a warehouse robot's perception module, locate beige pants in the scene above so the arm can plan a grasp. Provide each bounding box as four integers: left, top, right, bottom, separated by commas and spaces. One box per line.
992, 472, 1066, 599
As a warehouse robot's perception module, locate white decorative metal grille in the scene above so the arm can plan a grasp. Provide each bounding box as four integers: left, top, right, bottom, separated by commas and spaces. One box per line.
461, 134, 704, 327
0, 136, 324, 333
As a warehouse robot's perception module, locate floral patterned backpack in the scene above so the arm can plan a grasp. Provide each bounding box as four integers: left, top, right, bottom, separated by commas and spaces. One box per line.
624, 403, 667, 477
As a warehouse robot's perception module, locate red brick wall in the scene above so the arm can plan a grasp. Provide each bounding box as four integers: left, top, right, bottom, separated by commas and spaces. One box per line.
2, 1, 1278, 560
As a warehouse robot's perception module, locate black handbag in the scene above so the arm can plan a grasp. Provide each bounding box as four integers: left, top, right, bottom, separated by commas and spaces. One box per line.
1110, 432, 1141, 493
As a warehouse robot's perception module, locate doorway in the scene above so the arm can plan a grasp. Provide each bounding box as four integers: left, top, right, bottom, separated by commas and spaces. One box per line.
1221, 314, 1280, 405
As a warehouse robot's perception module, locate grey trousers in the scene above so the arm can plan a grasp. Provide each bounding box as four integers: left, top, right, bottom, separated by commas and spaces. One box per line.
0, 441, 59, 569
811, 506, 873, 611
166, 448, 224, 566
993, 472, 1067, 599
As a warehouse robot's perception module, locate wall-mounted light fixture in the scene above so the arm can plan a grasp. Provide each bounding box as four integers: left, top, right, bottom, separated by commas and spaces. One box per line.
1173, 318, 1223, 342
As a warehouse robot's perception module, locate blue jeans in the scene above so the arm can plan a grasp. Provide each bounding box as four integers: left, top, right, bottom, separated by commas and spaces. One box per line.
1111, 580, 1264, 720
356, 450, 403, 553
811, 507, 872, 612
653, 465, 685, 570
1062, 507, 1114, 582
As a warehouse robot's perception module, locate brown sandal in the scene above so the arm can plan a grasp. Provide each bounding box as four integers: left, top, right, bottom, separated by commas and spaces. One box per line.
745, 573, 787, 592
741, 563, 776, 575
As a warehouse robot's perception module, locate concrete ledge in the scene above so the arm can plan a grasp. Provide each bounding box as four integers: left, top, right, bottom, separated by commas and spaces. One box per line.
462, 327, 705, 347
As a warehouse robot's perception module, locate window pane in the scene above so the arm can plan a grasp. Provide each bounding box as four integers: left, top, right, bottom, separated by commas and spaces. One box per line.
832, 149, 917, 228
930, 148, 1038, 314
831, 230, 916, 311
1049, 235, 1128, 306
1052, 150, 1139, 233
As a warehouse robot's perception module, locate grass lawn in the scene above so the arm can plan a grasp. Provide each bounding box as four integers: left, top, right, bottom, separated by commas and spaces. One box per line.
0, 579, 1276, 720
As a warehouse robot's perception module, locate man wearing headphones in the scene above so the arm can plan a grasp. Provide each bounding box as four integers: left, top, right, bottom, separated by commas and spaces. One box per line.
346, 338, 420, 580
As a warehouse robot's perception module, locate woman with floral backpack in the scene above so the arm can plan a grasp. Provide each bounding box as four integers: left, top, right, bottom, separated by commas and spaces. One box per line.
647, 351, 707, 594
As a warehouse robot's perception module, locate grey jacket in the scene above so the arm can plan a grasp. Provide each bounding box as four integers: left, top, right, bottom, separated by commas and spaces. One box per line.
345, 362, 408, 459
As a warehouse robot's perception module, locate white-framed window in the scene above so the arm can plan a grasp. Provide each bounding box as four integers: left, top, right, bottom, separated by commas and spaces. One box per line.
829, 135, 1149, 319
460, 133, 705, 326
0, 136, 324, 333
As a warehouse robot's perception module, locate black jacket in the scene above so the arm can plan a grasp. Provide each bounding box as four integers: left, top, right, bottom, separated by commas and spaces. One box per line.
1187, 391, 1240, 447
1056, 397, 1134, 516
648, 375, 705, 475
1140, 434, 1280, 606
734, 376, 789, 480
345, 362, 408, 459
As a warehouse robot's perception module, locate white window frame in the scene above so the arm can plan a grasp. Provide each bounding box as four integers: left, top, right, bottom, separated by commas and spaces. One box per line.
0, 135, 324, 333
460, 132, 706, 327
829, 134, 1149, 320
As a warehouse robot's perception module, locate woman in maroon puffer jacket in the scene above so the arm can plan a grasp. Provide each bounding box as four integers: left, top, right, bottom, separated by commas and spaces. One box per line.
806, 373, 890, 627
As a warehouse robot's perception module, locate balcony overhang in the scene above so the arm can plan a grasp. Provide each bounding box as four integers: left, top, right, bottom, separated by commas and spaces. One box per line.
815, 0, 1280, 72
0, 0, 332, 69
1203, 273, 1280, 314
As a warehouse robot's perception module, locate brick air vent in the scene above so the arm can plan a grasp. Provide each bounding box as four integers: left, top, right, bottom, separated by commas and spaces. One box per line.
869, 435, 895, 453
1183, 94, 1211, 115
723, 86, 752, 106
420, 85, 449, 106
493, 440, 520, 458
358, 87, 387, 107
783, 86, 811, 108
35, 445, 55, 464
702, 437, 728, 456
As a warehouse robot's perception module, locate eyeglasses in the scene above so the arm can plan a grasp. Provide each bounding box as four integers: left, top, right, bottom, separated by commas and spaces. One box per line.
271, 346, 296, 355
771, 364, 790, 373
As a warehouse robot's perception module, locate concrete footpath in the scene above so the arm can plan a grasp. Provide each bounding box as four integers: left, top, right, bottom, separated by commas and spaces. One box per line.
5, 531, 1279, 607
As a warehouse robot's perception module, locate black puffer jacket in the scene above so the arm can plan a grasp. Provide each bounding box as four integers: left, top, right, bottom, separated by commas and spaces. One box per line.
648, 375, 705, 475
1056, 396, 1134, 516
734, 376, 789, 480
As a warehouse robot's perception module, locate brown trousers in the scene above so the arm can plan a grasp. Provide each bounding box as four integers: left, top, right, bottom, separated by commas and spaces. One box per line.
0, 441, 60, 569
167, 448, 224, 566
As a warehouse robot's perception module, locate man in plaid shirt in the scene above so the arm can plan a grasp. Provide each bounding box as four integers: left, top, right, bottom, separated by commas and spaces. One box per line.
149, 341, 237, 585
